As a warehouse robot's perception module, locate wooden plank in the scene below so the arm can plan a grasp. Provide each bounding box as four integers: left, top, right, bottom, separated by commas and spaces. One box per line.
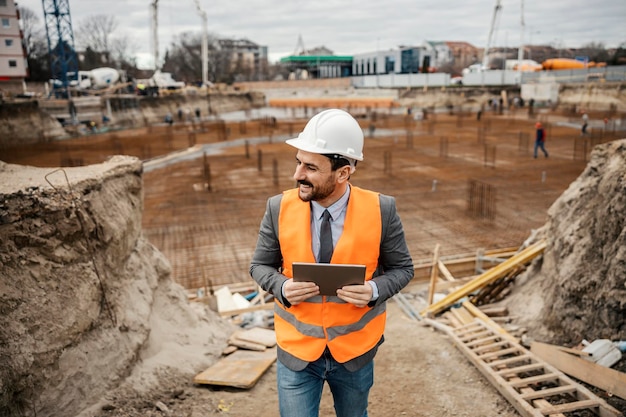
462, 301, 519, 344
466, 334, 501, 347
437, 260, 456, 281
478, 346, 524, 360
442, 311, 463, 328
450, 306, 475, 325
472, 340, 512, 354
555, 345, 591, 358
530, 341, 626, 400
508, 373, 560, 387
232, 327, 276, 348
420, 240, 546, 317
427, 244, 440, 305
538, 399, 601, 415
228, 336, 266, 352
496, 362, 546, 377
459, 330, 492, 342
478, 305, 509, 317
193, 348, 277, 389
519, 385, 577, 400
487, 354, 532, 368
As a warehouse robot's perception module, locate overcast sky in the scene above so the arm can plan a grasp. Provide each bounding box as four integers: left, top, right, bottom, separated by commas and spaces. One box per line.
15, 0, 626, 69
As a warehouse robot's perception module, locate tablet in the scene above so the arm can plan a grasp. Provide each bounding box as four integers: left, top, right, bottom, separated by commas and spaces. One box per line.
292, 262, 366, 296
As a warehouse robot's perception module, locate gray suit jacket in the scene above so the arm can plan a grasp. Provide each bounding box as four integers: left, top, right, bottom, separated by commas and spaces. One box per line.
249, 189, 414, 371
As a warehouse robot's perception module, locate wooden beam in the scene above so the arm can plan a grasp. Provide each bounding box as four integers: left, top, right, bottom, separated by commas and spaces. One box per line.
437, 260, 456, 281
420, 240, 546, 317
530, 341, 626, 400
462, 301, 519, 344
426, 243, 440, 305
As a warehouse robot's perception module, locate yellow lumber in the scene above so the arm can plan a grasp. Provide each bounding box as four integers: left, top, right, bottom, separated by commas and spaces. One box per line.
420, 240, 546, 317
427, 244, 441, 305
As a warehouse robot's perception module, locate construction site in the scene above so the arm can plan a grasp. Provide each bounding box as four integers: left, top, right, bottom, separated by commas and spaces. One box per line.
1, 82, 625, 417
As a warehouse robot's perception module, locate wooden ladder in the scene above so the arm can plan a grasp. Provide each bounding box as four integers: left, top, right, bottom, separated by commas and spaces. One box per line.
448, 320, 623, 417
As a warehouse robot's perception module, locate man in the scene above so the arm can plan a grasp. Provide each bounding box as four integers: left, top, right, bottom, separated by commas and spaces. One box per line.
534, 122, 548, 158
581, 112, 589, 135
250, 109, 414, 417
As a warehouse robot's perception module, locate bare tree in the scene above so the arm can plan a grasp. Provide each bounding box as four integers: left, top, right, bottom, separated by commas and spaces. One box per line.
18, 6, 45, 56
110, 36, 139, 70
162, 31, 233, 84
18, 6, 49, 80
578, 42, 610, 63
75, 14, 118, 55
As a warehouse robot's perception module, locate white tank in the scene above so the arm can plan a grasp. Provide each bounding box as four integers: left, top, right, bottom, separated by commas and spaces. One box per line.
86, 67, 121, 89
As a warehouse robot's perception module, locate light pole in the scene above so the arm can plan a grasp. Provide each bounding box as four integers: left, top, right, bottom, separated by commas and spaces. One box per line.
528, 28, 540, 60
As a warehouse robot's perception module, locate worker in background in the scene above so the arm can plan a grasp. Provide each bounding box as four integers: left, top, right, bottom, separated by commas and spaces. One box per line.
534, 122, 549, 158
581, 111, 589, 135
250, 109, 414, 417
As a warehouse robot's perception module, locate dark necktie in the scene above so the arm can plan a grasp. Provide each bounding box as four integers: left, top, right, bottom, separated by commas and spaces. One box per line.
318, 209, 333, 263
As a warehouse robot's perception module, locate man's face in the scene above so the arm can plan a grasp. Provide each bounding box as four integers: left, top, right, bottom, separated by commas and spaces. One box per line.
293, 150, 339, 205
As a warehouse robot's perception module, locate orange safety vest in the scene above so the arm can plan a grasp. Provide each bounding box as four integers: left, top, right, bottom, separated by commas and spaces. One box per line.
274, 186, 386, 364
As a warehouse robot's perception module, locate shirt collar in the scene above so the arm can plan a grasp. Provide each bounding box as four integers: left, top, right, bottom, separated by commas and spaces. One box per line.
311, 185, 351, 221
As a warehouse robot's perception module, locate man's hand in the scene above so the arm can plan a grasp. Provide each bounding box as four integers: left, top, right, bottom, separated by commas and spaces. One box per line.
283, 280, 319, 305
337, 282, 373, 307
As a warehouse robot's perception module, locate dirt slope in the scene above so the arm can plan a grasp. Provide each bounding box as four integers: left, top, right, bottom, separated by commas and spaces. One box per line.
506, 139, 626, 345
0, 158, 233, 417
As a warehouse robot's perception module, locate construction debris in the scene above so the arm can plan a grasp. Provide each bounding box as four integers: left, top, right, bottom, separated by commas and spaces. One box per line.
427, 305, 623, 417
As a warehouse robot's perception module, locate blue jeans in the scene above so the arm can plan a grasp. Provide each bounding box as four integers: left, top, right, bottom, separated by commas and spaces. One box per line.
277, 351, 373, 417
534, 140, 548, 158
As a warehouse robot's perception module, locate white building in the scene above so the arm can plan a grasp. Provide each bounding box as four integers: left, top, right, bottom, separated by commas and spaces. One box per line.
0, 0, 27, 89
352, 46, 432, 76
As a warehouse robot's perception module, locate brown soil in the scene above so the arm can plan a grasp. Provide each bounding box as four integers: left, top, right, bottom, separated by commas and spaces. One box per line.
83, 300, 521, 417
2, 104, 625, 417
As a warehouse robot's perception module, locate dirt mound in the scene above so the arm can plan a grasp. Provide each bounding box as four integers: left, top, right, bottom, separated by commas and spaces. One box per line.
0, 157, 233, 417
507, 139, 626, 344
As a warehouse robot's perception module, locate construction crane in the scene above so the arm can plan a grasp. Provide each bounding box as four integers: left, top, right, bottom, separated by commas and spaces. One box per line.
42, 0, 79, 97
150, 0, 208, 86
482, 0, 502, 69
517, 0, 525, 64
192, 0, 208, 87
151, 0, 159, 69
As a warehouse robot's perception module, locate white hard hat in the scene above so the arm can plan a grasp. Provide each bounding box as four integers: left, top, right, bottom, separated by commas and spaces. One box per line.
286, 109, 364, 161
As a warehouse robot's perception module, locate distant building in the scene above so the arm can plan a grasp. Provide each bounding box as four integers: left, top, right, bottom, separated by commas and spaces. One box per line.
423, 41, 453, 69
445, 41, 480, 70
352, 46, 432, 76
0, 0, 28, 91
280, 46, 352, 79
218, 38, 268, 81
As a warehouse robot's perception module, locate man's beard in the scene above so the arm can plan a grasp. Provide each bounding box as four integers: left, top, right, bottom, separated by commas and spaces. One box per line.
297, 177, 335, 202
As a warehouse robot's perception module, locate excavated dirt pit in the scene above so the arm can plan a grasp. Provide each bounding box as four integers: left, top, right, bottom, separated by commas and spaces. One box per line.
2, 106, 625, 416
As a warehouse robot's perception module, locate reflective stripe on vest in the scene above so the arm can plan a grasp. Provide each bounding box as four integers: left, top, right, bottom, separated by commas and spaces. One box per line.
275, 185, 385, 363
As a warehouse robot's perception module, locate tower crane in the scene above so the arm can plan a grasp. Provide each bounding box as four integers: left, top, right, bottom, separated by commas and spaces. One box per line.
192, 0, 208, 87
42, 0, 79, 97
517, 0, 525, 64
149, 0, 208, 86
482, 0, 502, 69
150, 0, 159, 69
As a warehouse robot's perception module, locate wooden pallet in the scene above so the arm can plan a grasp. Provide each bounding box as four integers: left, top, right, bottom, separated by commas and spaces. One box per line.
448, 320, 622, 417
